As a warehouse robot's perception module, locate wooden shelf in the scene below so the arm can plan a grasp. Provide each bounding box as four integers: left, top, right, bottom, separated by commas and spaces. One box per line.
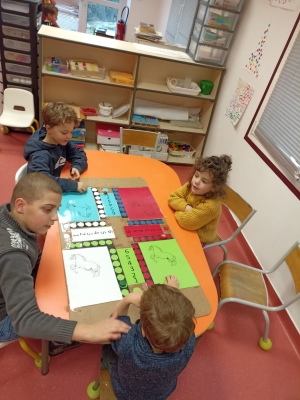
39, 25, 225, 163
42, 67, 134, 89
137, 81, 216, 101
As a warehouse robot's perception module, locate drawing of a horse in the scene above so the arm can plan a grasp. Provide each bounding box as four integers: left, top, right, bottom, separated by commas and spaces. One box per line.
149, 245, 177, 266
67, 201, 92, 218
69, 253, 101, 277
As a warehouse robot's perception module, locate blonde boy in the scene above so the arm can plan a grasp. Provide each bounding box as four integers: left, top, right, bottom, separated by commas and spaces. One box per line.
101, 276, 195, 399
0, 173, 130, 352
24, 102, 87, 193
42, 3, 59, 27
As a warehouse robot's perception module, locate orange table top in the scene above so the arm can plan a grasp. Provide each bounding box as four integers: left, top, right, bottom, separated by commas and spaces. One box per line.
35, 151, 218, 336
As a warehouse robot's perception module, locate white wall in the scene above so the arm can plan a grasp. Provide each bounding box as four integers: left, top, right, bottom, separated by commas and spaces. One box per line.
125, 0, 172, 43
203, 1, 300, 331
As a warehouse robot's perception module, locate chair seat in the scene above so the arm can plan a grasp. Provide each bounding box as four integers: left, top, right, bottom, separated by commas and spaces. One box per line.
99, 370, 117, 400
220, 263, 268, 306
0, 111, 34, 128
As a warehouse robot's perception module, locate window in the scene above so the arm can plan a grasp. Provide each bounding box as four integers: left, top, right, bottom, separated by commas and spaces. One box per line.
244, 15, 300, 200
165, 0, 199, 47
78, 0, 124, 35
56, 0, 79, 32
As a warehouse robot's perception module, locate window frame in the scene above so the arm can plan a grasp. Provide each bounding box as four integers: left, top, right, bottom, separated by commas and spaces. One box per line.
244, 14, 300, 200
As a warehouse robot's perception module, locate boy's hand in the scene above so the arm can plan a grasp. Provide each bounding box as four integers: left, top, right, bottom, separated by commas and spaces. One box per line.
70, 167, 80, 181
77, 181, 87, 193
72, 314, 131, 343
185, 205, 193, 212
165, 275, 179, 289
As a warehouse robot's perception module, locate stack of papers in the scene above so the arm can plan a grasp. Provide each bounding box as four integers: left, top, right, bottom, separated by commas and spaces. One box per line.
134, 23, 163, 42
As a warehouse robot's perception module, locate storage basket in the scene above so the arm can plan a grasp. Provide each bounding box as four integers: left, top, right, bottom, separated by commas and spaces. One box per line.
166, 77, 201, 96
168, 141, 196, 158
99, 103, 113, 117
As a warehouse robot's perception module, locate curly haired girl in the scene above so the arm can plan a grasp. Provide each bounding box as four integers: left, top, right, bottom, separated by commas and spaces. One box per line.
168, 154, 232, 244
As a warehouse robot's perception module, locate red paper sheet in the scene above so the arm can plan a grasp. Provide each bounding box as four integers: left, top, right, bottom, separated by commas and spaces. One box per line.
124, 224, 163, 237
118, 187, 164, 220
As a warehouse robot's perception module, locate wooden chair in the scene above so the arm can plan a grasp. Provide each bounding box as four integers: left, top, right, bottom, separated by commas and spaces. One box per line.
0, 338, 43, 367
120, 128, 160, 158
87, 370, 117, 400
212, 241, 300, 350
203, 185, 257, 261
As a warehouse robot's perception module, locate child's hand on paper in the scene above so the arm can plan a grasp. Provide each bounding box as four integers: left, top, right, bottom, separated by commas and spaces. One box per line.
70, 167, 80, 181
165, 275, 179, 289
77, 181, 87, 193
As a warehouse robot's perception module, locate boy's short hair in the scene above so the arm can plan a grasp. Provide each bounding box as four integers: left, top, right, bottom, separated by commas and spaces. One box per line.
42, 102, 78, 127
11, 172, 62, 208
42, 3, 58, 17
140, 284, 195, 353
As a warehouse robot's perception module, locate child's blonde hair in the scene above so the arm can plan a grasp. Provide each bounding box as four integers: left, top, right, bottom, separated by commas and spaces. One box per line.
140, 284, 195, 353
42, 102, 78, 127
11, 172, 62, 208
189, 154, 232, 199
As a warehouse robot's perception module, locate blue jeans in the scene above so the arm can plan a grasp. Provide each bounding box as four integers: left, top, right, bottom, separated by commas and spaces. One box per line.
0, 316, 20, 342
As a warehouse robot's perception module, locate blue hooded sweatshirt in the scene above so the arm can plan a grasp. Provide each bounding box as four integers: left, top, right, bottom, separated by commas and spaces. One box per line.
24, 126, 88, 192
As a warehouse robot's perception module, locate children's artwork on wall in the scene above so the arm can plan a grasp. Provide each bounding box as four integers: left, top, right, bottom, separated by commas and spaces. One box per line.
270, 0, 300, 10
244, 24, 271, 78
62, 247, 122, 309
117, 187, 164, 220
225, 78, 255, 126
58, 188, 100, 222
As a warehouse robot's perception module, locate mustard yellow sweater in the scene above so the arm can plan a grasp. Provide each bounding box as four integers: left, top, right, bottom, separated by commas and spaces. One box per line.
168, 182, 222, 244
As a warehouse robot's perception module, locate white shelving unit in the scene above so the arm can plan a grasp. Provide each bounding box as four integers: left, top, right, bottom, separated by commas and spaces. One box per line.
38, 25, 225, 165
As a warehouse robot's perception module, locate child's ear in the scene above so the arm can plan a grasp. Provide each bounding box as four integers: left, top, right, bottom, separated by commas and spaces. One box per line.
141, 326, 146, 338
45, 124, 52, 132
14, 198, 26, 214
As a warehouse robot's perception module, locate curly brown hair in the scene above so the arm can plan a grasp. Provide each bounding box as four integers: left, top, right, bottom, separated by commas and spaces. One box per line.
140, 284, 195, 353
188, 154, 232, 199
42, 102, 78, 128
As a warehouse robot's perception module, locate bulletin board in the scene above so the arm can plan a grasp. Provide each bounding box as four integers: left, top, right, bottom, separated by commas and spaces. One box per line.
58, 177, 211, 322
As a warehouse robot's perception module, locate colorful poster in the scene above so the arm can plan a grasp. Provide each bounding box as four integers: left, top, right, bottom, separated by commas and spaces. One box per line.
270, 0, 300, 10
244, 24, 271, 78
225, 78, 255, 126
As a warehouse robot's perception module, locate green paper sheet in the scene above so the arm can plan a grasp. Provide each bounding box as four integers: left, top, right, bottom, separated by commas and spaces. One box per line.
117, 248, 145, 286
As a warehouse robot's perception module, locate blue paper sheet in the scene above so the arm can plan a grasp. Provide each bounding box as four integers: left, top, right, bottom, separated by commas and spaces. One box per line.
58, 187, 100, 222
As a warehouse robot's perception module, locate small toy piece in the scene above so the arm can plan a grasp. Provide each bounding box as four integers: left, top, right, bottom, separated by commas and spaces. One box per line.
160, 234, 167, 240
102, 188, 108, 194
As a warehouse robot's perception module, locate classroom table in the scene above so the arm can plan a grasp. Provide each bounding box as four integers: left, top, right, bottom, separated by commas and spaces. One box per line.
35, 151, 218, 375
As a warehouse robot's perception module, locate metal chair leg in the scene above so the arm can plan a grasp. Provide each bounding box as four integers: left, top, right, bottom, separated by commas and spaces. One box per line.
220, 244, 227, 260
259, 310, 272, 350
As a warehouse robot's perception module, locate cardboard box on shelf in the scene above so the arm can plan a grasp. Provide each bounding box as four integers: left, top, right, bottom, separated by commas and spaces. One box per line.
109, 70, 134, 86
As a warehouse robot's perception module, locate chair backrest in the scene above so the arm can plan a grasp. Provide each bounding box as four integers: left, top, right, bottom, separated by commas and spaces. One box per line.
15, 163, 28, 185
3, 88, 34, 117
120, 128, 159, 157
223, 185, 255, 223
285, 243, 300, 294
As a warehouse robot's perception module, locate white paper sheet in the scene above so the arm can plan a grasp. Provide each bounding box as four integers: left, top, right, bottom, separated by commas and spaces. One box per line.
71, 226, 115, 242
134, 43, 191, 59
134, 98, 189, 121
62, 247, 122, 309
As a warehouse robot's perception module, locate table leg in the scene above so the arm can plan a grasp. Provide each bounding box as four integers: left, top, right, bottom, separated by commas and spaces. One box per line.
41, 339, 49, 375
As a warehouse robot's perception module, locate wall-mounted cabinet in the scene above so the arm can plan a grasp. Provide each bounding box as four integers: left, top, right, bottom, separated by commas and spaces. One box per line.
39, 25, 225, 165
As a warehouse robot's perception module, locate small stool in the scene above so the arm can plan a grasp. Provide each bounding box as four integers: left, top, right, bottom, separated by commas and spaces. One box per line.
87, 370, 117, 400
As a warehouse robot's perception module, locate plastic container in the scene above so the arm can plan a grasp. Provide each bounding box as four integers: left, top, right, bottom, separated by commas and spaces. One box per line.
45, 58, 68, 74
4, 38, 30, 52
80, 107, 99, 117
209, 0, 244, 12
200, 27, 232, 48
166, 77, 201, 96
4, 51, 31, 64
168, 141, 196, 158
1, 0, 29, 13
1, 12, 30, 27
205, 9, 239, 31
99, 103, 113, 117
2, 25, 30, 40
200, 80, 214, 95
6, 74, 32, 85
195, 44, 227, 65
5, 62, 31, 75
97, 123, 120, 145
